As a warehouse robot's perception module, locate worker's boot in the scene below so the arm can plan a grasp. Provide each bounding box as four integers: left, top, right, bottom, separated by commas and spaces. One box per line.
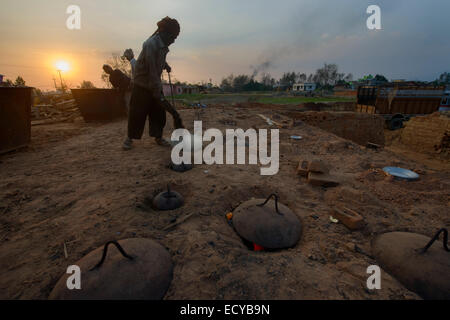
173, 115, 184, 129
122, 137, 133, 150
155, 137, 171, 147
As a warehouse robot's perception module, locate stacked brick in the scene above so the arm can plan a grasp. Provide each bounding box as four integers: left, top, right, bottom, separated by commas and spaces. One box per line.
334, 90, 357, 97
400, 113, 450, 156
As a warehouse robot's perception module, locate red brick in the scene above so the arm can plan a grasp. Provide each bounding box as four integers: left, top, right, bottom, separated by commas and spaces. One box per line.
308, 160, 329, 174
332, 207, 364, 230
296, 160, 310, 177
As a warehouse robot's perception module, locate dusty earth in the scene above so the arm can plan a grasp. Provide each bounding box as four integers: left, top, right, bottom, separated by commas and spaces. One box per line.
0, 103, 449, 299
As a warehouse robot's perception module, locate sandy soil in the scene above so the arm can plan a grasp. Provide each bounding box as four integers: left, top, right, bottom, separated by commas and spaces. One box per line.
0, 104, 448, 299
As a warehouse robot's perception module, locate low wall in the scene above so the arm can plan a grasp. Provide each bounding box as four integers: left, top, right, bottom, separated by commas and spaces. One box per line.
301, 102, 356, 112
291, 111, 385, 146
334, 90, 357, 97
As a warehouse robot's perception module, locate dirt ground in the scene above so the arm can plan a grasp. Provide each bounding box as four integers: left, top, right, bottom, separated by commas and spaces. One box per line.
0, 104, 449, 299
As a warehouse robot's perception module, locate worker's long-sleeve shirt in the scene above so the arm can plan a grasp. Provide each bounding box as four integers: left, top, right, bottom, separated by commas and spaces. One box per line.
134, 34, 169, 92
109, 69, 130, 91
129, 58, 136, 80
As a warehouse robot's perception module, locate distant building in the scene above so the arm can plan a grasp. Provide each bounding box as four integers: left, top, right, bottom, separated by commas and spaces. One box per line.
162, 83, 183, 97
206, 87, 223, 94
273, 84, 290, 91
161, 84, 202, 96
182, 85, 200, 95
293, 83, 316, 92
0, 74, 4, 83
439, 89, 449, 111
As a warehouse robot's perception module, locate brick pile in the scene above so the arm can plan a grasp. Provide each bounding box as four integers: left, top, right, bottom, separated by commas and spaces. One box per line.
400, 112, 450, 157
334, 90, 357, 97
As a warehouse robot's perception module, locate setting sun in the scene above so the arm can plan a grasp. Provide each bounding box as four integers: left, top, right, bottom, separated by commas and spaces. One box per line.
55, 60, 70, 72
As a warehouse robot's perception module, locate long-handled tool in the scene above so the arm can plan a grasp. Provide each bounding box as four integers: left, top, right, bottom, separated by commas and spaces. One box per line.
168, 71, 175, 108
165, 70, 184, 129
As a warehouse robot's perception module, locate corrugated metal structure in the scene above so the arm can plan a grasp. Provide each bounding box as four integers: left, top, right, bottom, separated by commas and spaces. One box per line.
71, 89, 126, 122
0, 87, 33, 154
357, 85, 444, 115
356, 85, 445, 130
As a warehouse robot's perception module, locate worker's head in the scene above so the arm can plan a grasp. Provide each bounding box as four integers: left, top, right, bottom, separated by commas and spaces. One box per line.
156, 16, 180, 46
102, 64, 113, 75
122, 49, 134, 61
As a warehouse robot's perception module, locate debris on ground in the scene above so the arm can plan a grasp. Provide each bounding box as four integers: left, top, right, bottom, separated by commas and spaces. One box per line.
331, 207, 364, 230
32, 98, 81, 126
308, 172, 340, 187
296, 160, 309, 177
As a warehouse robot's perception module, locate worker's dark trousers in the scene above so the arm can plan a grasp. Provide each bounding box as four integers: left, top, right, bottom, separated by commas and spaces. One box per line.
127, 85, 168, 139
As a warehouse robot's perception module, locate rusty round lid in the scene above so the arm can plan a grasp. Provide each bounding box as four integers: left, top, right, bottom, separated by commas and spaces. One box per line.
372, 230, 450, 300
49, 238, 173, 300
232, 194, 302, 249
169, 160, 193, 172
152, 186, 184, 211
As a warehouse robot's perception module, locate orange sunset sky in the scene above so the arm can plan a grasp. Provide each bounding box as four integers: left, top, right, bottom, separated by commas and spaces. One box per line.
1, 0, 449, 90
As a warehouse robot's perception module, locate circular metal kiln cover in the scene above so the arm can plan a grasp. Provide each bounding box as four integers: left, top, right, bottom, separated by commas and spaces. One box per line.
169, 160, 193, 172
233, 195, 302, 249
49, 238, 173, 300
372, 231, 450, 300
382, 167, 419, 181
152, 188, 184, 211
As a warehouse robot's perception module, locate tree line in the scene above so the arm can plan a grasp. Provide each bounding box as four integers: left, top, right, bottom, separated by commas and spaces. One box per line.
220, 63, 355, 92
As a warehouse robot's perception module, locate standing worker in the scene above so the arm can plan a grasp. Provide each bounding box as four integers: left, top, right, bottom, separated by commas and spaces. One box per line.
102, 64, 130, 91
122, 49, 137, 80
123, 17, 184, 150
103, 64, 131, 113
122, 49, 136, 113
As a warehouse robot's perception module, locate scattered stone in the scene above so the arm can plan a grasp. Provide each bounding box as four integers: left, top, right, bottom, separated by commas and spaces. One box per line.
329, 216, 339, 223
308, 172, 339, 187
296, 160, 310, 177
308, 160, 329, 174
345, 242, 356, 252
366, 142, 382, 150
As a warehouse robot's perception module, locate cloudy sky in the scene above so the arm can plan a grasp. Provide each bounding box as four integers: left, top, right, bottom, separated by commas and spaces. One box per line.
0, 0, 449, 89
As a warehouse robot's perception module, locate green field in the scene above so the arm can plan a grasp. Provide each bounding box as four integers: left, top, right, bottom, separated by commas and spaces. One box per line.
255, 96, 355, 104
174, 93, 355, 105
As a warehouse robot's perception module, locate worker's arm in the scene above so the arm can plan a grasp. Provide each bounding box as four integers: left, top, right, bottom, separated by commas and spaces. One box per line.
130, 58, 136, 79
144, 41, 163, 97
164, 62, 171, 73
